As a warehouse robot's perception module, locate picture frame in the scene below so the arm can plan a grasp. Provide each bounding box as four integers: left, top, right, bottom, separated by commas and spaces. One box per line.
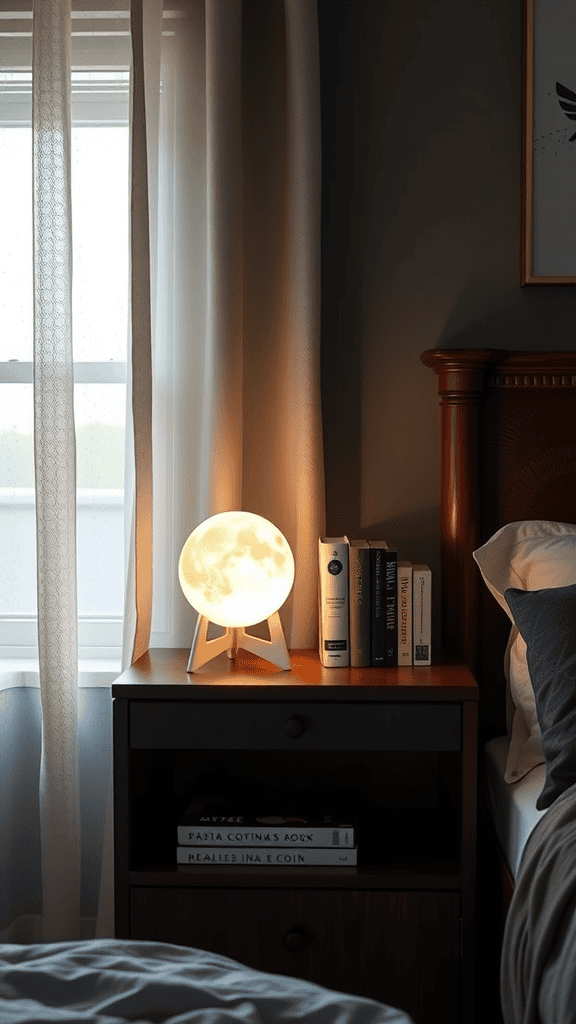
523, 0, 576, 284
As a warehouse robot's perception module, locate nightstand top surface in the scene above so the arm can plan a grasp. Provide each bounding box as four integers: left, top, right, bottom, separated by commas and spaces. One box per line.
112, 649, 478, 701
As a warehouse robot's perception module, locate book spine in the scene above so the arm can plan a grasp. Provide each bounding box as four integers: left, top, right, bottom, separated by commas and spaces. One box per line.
412, 564, 432, 665
397, 561, 413, 665
318, 537, 350, 667
177, 825, 356, 846
348, 540, 371, 667
369, 542, 387, 666
176, 846, 358, 866
384, 548, 398, 665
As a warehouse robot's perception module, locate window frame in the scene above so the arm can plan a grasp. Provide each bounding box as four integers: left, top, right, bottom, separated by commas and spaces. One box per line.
0, 12, 182, 661
0, 360, 127, 659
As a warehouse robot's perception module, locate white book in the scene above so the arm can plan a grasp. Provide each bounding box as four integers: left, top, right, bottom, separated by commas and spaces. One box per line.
318, 537, 350, 667
175, 811, 354, 843
397, 561, 413, 666
412, 564, 432, 666
177, 846, 358, 866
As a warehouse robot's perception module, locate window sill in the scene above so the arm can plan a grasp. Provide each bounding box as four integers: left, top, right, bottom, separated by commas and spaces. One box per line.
0, 657, 121, 688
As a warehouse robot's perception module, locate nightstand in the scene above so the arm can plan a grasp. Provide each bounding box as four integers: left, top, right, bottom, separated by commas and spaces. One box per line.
113, 649, 477, 1024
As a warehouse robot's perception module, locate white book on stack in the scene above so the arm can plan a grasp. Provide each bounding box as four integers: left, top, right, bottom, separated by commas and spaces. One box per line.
412, 564, 431, 666
318, 537, 350, 667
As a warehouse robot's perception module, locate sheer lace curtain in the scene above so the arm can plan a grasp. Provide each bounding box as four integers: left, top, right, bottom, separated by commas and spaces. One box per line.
32, 0, 80, 943
0, 0, 323, 944
0, 0, 131, 944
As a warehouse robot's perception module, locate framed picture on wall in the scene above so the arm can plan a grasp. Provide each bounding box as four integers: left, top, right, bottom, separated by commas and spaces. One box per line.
523, 0, 576, 283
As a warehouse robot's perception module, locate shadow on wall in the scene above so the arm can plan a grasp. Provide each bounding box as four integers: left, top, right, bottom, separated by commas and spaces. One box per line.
438, 284, 576, 352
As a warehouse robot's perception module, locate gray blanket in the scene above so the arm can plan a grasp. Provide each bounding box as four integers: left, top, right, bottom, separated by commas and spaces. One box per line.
501, 780, 576, 1024
0, 939, 414, 1024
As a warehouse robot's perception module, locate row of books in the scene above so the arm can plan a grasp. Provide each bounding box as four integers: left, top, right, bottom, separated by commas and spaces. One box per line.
318, 537, 431, 668
175, 800, 358, 866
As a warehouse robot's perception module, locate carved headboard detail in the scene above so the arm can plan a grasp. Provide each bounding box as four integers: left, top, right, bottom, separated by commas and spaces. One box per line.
421, 349, 576, 742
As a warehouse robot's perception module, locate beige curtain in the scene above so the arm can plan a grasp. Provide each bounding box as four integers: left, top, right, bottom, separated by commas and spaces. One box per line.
129, 0, 325, 657
126, 0, 159, 664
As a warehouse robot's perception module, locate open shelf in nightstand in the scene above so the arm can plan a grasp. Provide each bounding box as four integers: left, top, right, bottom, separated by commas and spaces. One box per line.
127, 745, 462, 877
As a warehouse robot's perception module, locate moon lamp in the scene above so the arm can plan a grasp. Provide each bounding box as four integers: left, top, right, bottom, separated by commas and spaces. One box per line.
179, 510, 295, 672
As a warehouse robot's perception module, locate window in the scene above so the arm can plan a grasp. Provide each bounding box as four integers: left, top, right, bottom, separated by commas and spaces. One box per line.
0, 64, 130, 659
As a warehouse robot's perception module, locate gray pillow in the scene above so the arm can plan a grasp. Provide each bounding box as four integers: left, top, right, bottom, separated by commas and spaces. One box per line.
504, 583, 576, 810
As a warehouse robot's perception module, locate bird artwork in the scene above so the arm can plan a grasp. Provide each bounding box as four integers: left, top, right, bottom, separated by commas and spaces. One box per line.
556, 82, 576, 141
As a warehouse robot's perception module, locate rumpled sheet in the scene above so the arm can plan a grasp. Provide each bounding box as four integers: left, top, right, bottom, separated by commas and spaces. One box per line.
501, 780, 576, 1024
0, 938, 415, 1024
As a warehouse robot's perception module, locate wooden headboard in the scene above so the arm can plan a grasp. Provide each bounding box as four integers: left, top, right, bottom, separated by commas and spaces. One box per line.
421, 349, 576, 743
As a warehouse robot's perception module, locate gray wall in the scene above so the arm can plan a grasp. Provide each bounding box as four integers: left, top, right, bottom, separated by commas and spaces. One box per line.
319, 0, 576, 643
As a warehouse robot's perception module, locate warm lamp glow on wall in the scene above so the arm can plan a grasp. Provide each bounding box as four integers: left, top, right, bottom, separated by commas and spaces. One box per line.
179, 511, 295, 672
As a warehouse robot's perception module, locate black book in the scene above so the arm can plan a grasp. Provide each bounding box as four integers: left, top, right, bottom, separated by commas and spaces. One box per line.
384, 546, 398, 665
368, 541, 388, 666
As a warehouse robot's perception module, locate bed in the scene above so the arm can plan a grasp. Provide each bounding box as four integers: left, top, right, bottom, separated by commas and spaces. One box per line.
422, 348, 576, 1024
4, 349, 574, 1024
0, 937, 414, 1023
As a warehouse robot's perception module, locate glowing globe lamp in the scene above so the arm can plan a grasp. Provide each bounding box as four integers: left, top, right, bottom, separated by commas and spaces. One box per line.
179, 511, 295, 672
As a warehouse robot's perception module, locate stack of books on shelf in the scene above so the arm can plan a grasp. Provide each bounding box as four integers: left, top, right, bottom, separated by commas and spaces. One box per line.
318, 536, 432, 669
176, 800, 358, 866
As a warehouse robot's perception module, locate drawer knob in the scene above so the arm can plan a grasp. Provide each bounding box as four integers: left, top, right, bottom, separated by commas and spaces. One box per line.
283, 928, 307, 953
285, 715, 305, 739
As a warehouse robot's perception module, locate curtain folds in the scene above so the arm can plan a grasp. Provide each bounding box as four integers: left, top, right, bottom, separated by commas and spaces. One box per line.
203, 0, 244, 515
127, 0, 159, 665
32, 0, 80, 942
276, 0, 324, 645
155, 0, 325, 651
0, 0, 323, 944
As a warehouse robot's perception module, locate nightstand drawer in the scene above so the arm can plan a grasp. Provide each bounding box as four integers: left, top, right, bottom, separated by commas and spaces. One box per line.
129, 700, 461, 750
130, 886, 460, 1024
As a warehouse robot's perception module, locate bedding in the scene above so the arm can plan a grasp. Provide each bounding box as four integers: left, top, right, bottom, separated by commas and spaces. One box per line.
473, 519, 576, 783
500, 780, 576, 1024
484, 736, 546, 880
0, 938, 415, 1024
505, 582, 576, 809
496, 567, 576, 1021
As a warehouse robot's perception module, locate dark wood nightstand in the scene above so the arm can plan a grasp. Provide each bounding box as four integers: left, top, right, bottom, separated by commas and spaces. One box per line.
113, 649, 477, 1024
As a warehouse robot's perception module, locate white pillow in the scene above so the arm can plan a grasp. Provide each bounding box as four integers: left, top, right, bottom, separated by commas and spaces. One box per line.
473, 521, 576, 783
